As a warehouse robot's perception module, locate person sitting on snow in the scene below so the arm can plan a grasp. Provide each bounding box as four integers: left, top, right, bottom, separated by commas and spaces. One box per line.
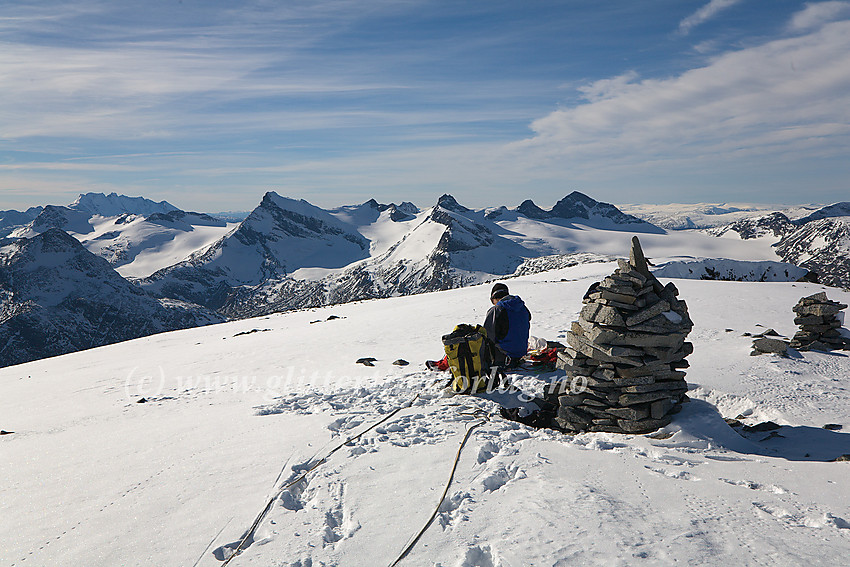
426, 282, 532, 372
483, 283, 531, 369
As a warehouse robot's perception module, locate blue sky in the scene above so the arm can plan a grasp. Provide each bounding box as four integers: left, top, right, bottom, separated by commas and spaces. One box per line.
1, 0, 849, 212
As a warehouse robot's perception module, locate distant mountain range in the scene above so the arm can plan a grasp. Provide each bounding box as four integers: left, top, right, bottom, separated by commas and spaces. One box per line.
705, 206, 850, 288
2, 189, 849, 367
140, 191, 659, 316
7, 193, 233, 278
0, 228, 222, 367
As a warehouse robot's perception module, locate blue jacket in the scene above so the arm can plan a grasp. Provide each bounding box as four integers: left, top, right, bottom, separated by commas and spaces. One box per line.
483, 295, 531, 359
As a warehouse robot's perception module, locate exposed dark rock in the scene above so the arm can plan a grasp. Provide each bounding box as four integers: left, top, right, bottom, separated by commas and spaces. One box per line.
0, 229, 222, 368
751, 337, 789, 355
516, 199, 550, 219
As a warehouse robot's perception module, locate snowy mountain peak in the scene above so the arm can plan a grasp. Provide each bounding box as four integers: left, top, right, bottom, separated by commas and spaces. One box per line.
2, 226, 84, 267
26, 205, 95, 236
142, 192, 372, 308
516, 199, 550, 219
249, 192, 368, 247
397, 201, 419, 215
342, 198, 417, 222
708, 212, 795, 240
796, 202, 850, 224
550, 191, 635, 223
0, 206, 43, 238
0, 228, 221, 368
436, 194, 470, 213
69, 192, 179, 217
511, 192, 661, 231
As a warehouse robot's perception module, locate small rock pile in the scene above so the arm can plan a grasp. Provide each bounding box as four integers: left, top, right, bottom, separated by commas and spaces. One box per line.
789, 292, 850, 351
550, 237, 693, 434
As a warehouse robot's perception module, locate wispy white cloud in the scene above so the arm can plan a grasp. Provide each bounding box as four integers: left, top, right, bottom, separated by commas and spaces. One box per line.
789, 0, 850, 30
0, 162, 143, 172
679, 0, 743, 35
514, 15, 850, 184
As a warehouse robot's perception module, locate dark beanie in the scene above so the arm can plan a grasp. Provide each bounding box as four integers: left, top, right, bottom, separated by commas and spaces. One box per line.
490, 283, 509, 301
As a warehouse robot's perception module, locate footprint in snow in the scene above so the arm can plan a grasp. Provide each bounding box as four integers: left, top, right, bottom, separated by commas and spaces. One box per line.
481, 465, 526, 492
477, 441, 500, 464
644, 465, 700, 481
459, 544, 501, 567
719, 478, 789, 494
438, 490, 474, 529
752, 502, 850, 529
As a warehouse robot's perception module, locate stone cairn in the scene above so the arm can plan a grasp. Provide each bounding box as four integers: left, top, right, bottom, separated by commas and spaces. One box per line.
550, 237, 693, 434
789, 292, 850, 351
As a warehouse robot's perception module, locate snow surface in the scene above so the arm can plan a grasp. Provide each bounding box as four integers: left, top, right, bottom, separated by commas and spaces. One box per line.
619, 203, 822, 230
2, 264, 850, 566
10, 210, 236, 279
493, 216, 781, 264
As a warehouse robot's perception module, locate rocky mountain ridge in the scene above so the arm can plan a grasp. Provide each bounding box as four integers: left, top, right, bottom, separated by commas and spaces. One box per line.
4, 190, 846, 367
0, 229, 222, 368
141, 191, 643, 317
9, 196, 232, 279
707, 202, 850, 288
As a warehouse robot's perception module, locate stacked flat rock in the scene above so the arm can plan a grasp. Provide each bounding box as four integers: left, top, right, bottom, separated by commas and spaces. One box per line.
789, 292, 850, 351
550, 237, 693, 434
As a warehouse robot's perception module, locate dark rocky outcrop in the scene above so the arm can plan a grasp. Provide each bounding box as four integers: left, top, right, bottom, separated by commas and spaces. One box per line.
0, 229, 222, 368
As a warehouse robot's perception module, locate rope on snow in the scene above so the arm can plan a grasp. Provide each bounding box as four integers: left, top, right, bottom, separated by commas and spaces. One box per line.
214, 392, 422, 566
387, 409, 492, 567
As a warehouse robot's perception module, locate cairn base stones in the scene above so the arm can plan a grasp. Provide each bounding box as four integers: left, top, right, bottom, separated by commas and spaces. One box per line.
789, 292, 850, 351
550, 237, 692, 434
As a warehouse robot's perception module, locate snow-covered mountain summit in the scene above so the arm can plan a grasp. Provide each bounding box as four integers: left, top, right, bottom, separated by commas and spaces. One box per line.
491, 191, 662, 232
142, 191, 373, 308
69, 191, 179, 217
10, 198, 233, 279
706, 202, 850, 288
0, 228, 222, 368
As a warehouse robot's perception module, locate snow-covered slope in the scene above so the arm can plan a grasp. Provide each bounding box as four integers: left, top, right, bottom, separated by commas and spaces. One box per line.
0, 228, 223, 368
775, 217, 850, 289
8, 194, 236, 278
620, 203, 820, 230
2, 263, 848, 566
0, 206, 43, 237
705, 202, 850, 288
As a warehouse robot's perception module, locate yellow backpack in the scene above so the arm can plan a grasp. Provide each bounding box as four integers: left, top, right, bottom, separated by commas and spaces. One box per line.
441, 324, 497, 394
